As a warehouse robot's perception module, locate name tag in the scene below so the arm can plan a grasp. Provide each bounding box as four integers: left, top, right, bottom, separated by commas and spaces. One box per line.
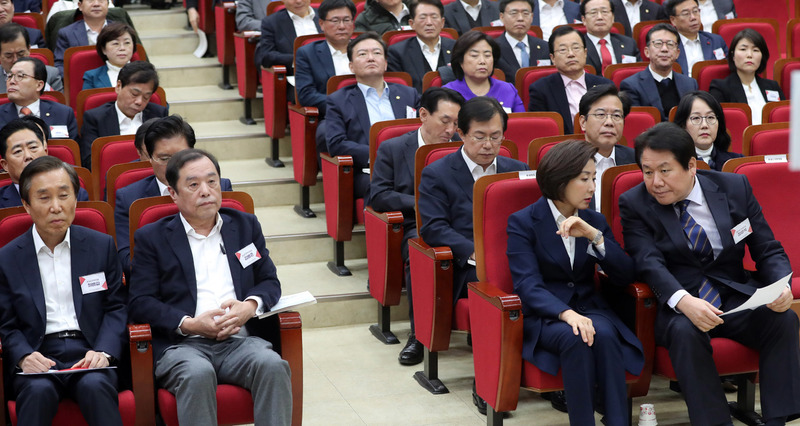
400, 25, 412, 30
573, 19, 582, 24
621, 54, 637, 64
50, 125, 69, 138
518, 170, 536, 180
490, 19, 503, 27
536, 59, 551, 66
725, 11, 735, 19
731, 218, 752, 244
713, 48, 726, 60
765, 154, 788, 163
80, 272, 107, 294
502, 106, 512, 113
236, 243, 261, 268
406, 105, 417, 119
765, 90, 780, 102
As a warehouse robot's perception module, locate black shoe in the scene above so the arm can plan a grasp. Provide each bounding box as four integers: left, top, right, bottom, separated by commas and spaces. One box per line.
473, 380, 487, 415
398, 335, 424, 366
549, 390, 568, 413
669, 380, 682, 393
721, 376, 738, 393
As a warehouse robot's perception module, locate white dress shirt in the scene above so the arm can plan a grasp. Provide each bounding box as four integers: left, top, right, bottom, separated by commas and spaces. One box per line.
547, 199, 605, 268
505, 32, 528, 67
648, 65, 673, 82
679, 32, 704, 77
698, 0, 718, 33
156, 177, 170, 196
16, 99, 40, 117
593, 148, 617, 213
538, 0, 568, 41
34, 227, 81, 334
105, 61, 122, 87
623, 0, 642, 30
587, 33, 617, 65
328, 42, 351, 76
84, 20, 108, 45
391, 3, 410, 23
743, 79, 766, 125
358, 82, 396, 126
115, 101, 143, 135
418, 37, 442, 72
459, 0, 481, 21
417, 128, 427, 147
288, 7, 318, 37
461, 147, 497, 181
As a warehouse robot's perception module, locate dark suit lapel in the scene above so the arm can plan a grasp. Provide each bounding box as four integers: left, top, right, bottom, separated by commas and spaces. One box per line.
279, 10, 297, 38
403, 131, 418, 178
584, 35, 601, 71
548, 74, 571, 127
104, 102, 122, 134
532, 199, 573, 276
451, 149, 475, 203
440, 38, 454, 66
531, 0, 540, 26
69, 226, 86, 319
614, 2, 632, 35
478, 0, 494, 26
573, 209, 592, 272
639, 71, 664, 117
220, 214, 244, 299
650, 196, 698, 263
406, 39, 429, 75
17, 229, 46, 326
698, 174, 735, 249
611, 34, 626, 62
699, 32, 714, 60
677, 42, 689, 74
316, 41, 336, 77
166, 216, 198, 303
388, 84, 408, 119
451, 1, 471, 33
349, 87, 371, 140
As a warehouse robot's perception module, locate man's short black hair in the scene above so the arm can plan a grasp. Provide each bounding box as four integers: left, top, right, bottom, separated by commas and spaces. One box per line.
664, 0, 699, 17
578, 83, 631, 118
498, 0, 533, 13
15, 57, 46, 95
19, 156, 80, 203
96, 22, 137, 62
419, 87, 465, 115
118, 60, 159, 90
728, 28, 770, 75
645, 22, 680, 45
579, 0, 614, 18
143, 115, 196, 158
165, 148, 222, 193
21, 115, 50, 140
347, 31, 387, 62
673, 90, 732, 153
634, 122, 696, 170
537, 139, 598, 201
548, 25, 585, 55
318, 0, 357, 21
0, 118, 45, 156
0, 23, 30, 50
450, 30, 500, 81
135, 117, 159, 157
410, 0, 444, 19
458, 96, 508, 135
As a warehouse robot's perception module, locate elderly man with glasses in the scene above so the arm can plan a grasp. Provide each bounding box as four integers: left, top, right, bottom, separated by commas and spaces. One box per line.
665, 0, 727, 77
580, 0, 639, 75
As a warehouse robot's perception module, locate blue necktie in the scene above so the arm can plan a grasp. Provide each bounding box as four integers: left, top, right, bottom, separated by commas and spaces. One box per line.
517, 41, 530, 68
678, 200, 721, 308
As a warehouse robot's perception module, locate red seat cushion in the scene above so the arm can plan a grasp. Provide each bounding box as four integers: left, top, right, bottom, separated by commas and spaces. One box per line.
749, 128, 789, 156
506, 117, 562, 162
767, 105, 790, 123
8, 390, 136, 426
723, 107, 750, 154
158, 385, 254, 426
623, 111, 658, 145
654, 338, 759, 379
695, 64, 730, 91
453, 297, 470, 331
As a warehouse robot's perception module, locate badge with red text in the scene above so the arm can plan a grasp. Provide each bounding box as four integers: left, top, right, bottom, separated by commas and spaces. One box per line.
731, 218, 752, 244
236, 243, 261, 268
80, 272, 108, 294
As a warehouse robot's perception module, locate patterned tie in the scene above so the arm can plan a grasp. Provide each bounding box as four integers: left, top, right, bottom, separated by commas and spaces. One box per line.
599, 39, 612, 72
517, 41, 530, 68
19, 106, 32, 116
678, 200, 721, 308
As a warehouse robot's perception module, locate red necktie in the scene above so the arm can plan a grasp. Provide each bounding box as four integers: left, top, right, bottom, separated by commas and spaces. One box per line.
599, 39, 612, 72
20, 107, 32, 116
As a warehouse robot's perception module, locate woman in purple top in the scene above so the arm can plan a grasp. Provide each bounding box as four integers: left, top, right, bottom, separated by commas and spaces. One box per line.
443, 31, 525, 113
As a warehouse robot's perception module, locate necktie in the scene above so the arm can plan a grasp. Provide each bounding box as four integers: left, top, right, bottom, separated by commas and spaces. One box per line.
599, 39, 612, 72
19, 107, 32, 116
517, 41, 530, 68
660, 77, 672, 89
678, 200, 721, 308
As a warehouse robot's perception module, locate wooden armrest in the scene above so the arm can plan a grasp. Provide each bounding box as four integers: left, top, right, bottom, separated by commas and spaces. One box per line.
222, 2, 235, 9
234, 31, 261, 41
278, 311, 302, 329
408, 237, 452, 261
320, 153, 353, 167
469, 281, 522, 311
365, 206, 404, 225
627, 282, 654, 299
128, 324, 154, 426
288, 104, 319, 117
128, 323, 152, 342
263, 65, 287, 74
277, 312, 303, 426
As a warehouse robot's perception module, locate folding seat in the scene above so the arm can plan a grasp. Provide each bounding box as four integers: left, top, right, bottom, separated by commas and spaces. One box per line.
233, 30, 261, 125
76, 86, 167, 131
64, 45, 148, 110
195, 0, 216, 34
383, 28, 459, 46
30, 48, 54, 66
47, 138, 81, 166
691, 59, 729, 91
742, 122, 789, 156
787, 17, 800, 58
105, 161, 154, 208
90, 135, 138, 201
761, 99, 790, 124
719, 103, 752, 154
526, 134, 582, 169
505, 112, 563, 162
215, 2, 237, 90
632, 19, 669, 55
471, 25, 542, 39
773, 58, 800, 97
11, 13, 44, 34
734, 0, 792, 60
515, 65, 596, 110
712, 18, 779, 78
469, 170, 656, 423
421, 68, 506, 92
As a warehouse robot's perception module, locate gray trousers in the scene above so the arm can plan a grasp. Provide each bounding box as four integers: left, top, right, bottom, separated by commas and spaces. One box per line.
155, 336, 292, 426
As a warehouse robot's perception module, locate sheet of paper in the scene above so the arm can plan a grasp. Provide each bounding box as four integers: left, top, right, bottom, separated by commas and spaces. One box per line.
258, 291, 317, 319
286, 76, 295, 87
18, 366, 117, 376
720, 272, 792, 316
193, 29, 208, 58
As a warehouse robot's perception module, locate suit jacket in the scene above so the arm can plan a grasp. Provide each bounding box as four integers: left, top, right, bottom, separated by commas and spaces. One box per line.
54, 19, 112, 73
705, 147, 743, 172
80, 101, 169, 169
0, 225, 127, 367
114, 175, 233, 279
507, 197, 643, 375
528, 72, 614, 133
443, 0, 499, 35
619, 170, 791, 309
708, 73, 786, 106
14, 0, 41, 13
495, 33, 550, 84
620, 68, 698, 120
417, 147, 528, 267
354, 0, 411, 34
128, 208, 282, 360
532, 0, 580, 28
584, 33, 641, 75
0, 99, 77, 140
26, 27, 45, 48
676, 30, 727, 76
325, 82, 421, 170
295, 40, 336, 116
368, 129, 420, 229
254, 9, 320, 74
588, 145, 634, 211
235, 0, 270, 31
711, 0, 736, 20
388, 36, 456, 93
611, 0, 666, 37
0, 65, 63, 93
82, 64, 112, 90
0, 182, 88, 209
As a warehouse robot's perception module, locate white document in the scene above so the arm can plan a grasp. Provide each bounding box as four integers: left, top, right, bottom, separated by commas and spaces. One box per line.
19, 366, 117, 376
720, 272, 793, 316
193, 29, 208, 58
287, 76, 296, 87
258, 291, 317, 319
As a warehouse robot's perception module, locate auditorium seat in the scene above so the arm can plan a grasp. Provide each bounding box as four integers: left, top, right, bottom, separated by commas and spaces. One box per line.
719, 103, 752, 154
527, 134, 582, 169
505, 112, 564, 162
105, 161, 153, 209
76, 86, 167, 130
63, 45, 148, 110
233, 30, 261, 125
742, 122, 789, 156
774, 58, 800, 97
90, 135, 138, 201
761, 100, 790, 124
632, 20, 669, 56
691, 59, 729, 92
47, 138, 81, 166
215, 2, 237, 90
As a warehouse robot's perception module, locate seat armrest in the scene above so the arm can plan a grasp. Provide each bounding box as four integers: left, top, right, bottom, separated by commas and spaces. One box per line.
365, 206, 405, 306
278, 312, 303, 426
233, 32, 261, 99
128, 324, 154, 426
408, 237, 453, 352
288, 105, 320, 187
320, 154, 354, 242
261, 66, 287, 139
627, 282, 656, 397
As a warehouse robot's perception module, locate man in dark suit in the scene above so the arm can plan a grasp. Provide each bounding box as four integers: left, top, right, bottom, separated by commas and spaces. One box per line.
494, 0, 550, 83
12, 0, 40, 13
532, 0, 581, 41
620, 23, 698, 120
620, 122, 800, 426
128, 149, 292, 425
581, 0, 640, 75
0, 57, 77, 139
666, 0, 727, 77
369, 87, 464, 366
443, 0, 499, 35
80, 61, 167, 169
387, 0, 455, 93
255, 0, 320, 75
611, 0, 667, 37
295, 0, 355, 118
325, 32, 420, 200
0, 0, 45, 47
0, 24, 62, 93
114, 115, 233, 279
528, 26, 613, 134
54, 0, 111, 73
0, 119, 89, 208
0, 155, 127, 426
689, 0, 736, 33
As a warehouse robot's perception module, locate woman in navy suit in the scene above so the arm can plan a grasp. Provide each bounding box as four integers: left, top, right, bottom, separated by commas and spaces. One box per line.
674, 90, 742, 171
82, 23, 138, 90
506, 140, 643, 426
709, 28, 785, 125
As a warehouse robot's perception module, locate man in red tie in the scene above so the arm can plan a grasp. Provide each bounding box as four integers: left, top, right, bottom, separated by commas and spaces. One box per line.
580, 0, 639, 74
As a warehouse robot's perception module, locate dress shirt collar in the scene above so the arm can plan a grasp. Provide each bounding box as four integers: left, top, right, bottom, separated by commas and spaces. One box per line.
16, 99, 40, 116
84, 20, 108, 33
327, 41, 346, 56
648, 65, 673, 82
586, 32, 611, 48
33, 225, 70, 254
560, 71, 586, 87
681, 175, 704, 208
417, 36, 441, 54
460, 146, 497, 180
505, 31, 527, 47
391, 3, 410, 22
179, 211, 223, 239
540, 0, 564, 11
287, 7, 315, 21
357, 81, 389, 98
459, 0, 481, 14
624, 0, 640, 5
595, 147, 617, 164
417, 128, 427, 147
115, 98, 143, 122
155, 177, 170, 196
679, 31, 699, 44
547, 197, 577, 226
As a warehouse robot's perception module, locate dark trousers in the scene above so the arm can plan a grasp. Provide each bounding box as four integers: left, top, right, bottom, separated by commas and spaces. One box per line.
401, 225, 418, 333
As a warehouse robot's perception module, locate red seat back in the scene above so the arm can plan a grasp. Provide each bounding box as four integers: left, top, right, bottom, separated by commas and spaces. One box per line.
788, 18, 800, 58
106, 162, 154, 208
743, 123, 789, 156
720, 103, 752, 154
604, 62, 648, 87
64, 47, 146, 110
762, 100, 790, 124
623, 106, 660, 145
774, 58, 800, 97
515, 65, 595, 109
368, 118, 422, 173
0, 202, 115, 248
215, 3, 236, 66
712, 18, 779, 78
632, 20, 669, 57
692, 59, 730, 91
47, 139, 81, 166
600, 164, 643, 245
505, 112, 564, 162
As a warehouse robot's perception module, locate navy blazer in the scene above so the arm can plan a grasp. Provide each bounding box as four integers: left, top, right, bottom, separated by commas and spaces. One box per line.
14, 0, 41, 13
325, 82, 420, 170
611, 0, 666, 37
128, 208, 281, 360
676, 31, 728, 76
254, 9, 320, 73
368, 129, 419, 229
620, 68, 698, 120
418, 147, 528, 266
0, 100, 78, 140
388, 36, 456, 93
532, 0, 580, 28
443, 0, 500, 35
507, 197, 643, 375
114, 174, 233, 279
0, 225, 127, 366
620, 170, 791, 308
80, 101, 169, 169
705, 147, 743, 172
0, 183, 88, 208
295, 40, 336, 116
528, 72, 614, 133
82, 64, 112, 90
494, 33, 550, 84
708, 74, 785, 106
584, 33, 641, 75
55, 19, 111, 72
26, 27, 45, 48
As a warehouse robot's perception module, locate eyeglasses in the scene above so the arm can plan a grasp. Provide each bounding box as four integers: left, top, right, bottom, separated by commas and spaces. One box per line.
584, 8, 611, 17
649, 40, 678, 50
150, 154, 173, 164
587, 112, 624, 123
5, 72, 36, 82
677, 7, 700, 18
554, 44, 584, 56
688, 115, 717, 126
469, 133, 503, 145
323, 17, 352, 26
505, 10, 532, 18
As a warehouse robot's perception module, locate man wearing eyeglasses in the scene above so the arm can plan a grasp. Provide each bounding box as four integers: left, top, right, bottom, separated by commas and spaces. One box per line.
580, 0, 639, 75
494, 0, 550, 84
0, 0, 44, 46
0, 57, 77, 140
387, 0, 455, 93
0, 24, 62, 94
254, 0, 320, 79
620, 23, 698, 120
610, 0, 667, 37
665, 0, 727, 77
442, 0, 499, 35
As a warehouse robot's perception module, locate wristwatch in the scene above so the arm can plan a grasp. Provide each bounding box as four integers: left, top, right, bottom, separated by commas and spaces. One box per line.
591, 230, 603, 245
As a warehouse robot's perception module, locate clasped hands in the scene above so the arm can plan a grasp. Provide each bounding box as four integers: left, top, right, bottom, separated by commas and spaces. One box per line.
180, 299, 258, 340
20, 350, 109, 374
677, 287, 793, 333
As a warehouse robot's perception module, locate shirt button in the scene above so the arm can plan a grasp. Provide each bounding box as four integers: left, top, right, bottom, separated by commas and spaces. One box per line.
567, 282, 574, 288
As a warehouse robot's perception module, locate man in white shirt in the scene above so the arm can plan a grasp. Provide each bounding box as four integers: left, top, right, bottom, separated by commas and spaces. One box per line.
580, 0, 640, 74
255, 0, 321, 75
611, 0, 667, 37
666, 0, 727, 77
494, 0, 550, 83
696, 0, 735, 33
534, 0, 580, 41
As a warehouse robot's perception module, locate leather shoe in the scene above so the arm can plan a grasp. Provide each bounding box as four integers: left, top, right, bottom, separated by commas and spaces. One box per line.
472, 380, 488, 415
549, 390, 568, 413
398, 335, 424, 366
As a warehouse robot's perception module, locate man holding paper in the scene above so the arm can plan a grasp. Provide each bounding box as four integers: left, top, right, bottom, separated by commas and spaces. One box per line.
128, 149, 292, 426
620, 122, 800, 426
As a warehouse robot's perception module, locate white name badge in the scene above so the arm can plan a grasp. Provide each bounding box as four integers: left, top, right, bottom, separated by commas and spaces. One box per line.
236, 243, 261, 268
80, 272, 108, 294
536, 59, 551, 66
731, 218, 752, 244
406, 105, 417, 118
765, 90, 780, 102
621, 55, 637, 64
713, 48, 726, 60
765, 154, 788, 163
503, 106, 512, 113
518, 170, 536, 180
490, 19, 503, 27
50, 125, 69, 138
725, 11, 735, 19
573, 19, 582, 24
400, 25, 412, 30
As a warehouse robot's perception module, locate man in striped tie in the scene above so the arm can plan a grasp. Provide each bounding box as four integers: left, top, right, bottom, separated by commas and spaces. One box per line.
619, 122, 800, 426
